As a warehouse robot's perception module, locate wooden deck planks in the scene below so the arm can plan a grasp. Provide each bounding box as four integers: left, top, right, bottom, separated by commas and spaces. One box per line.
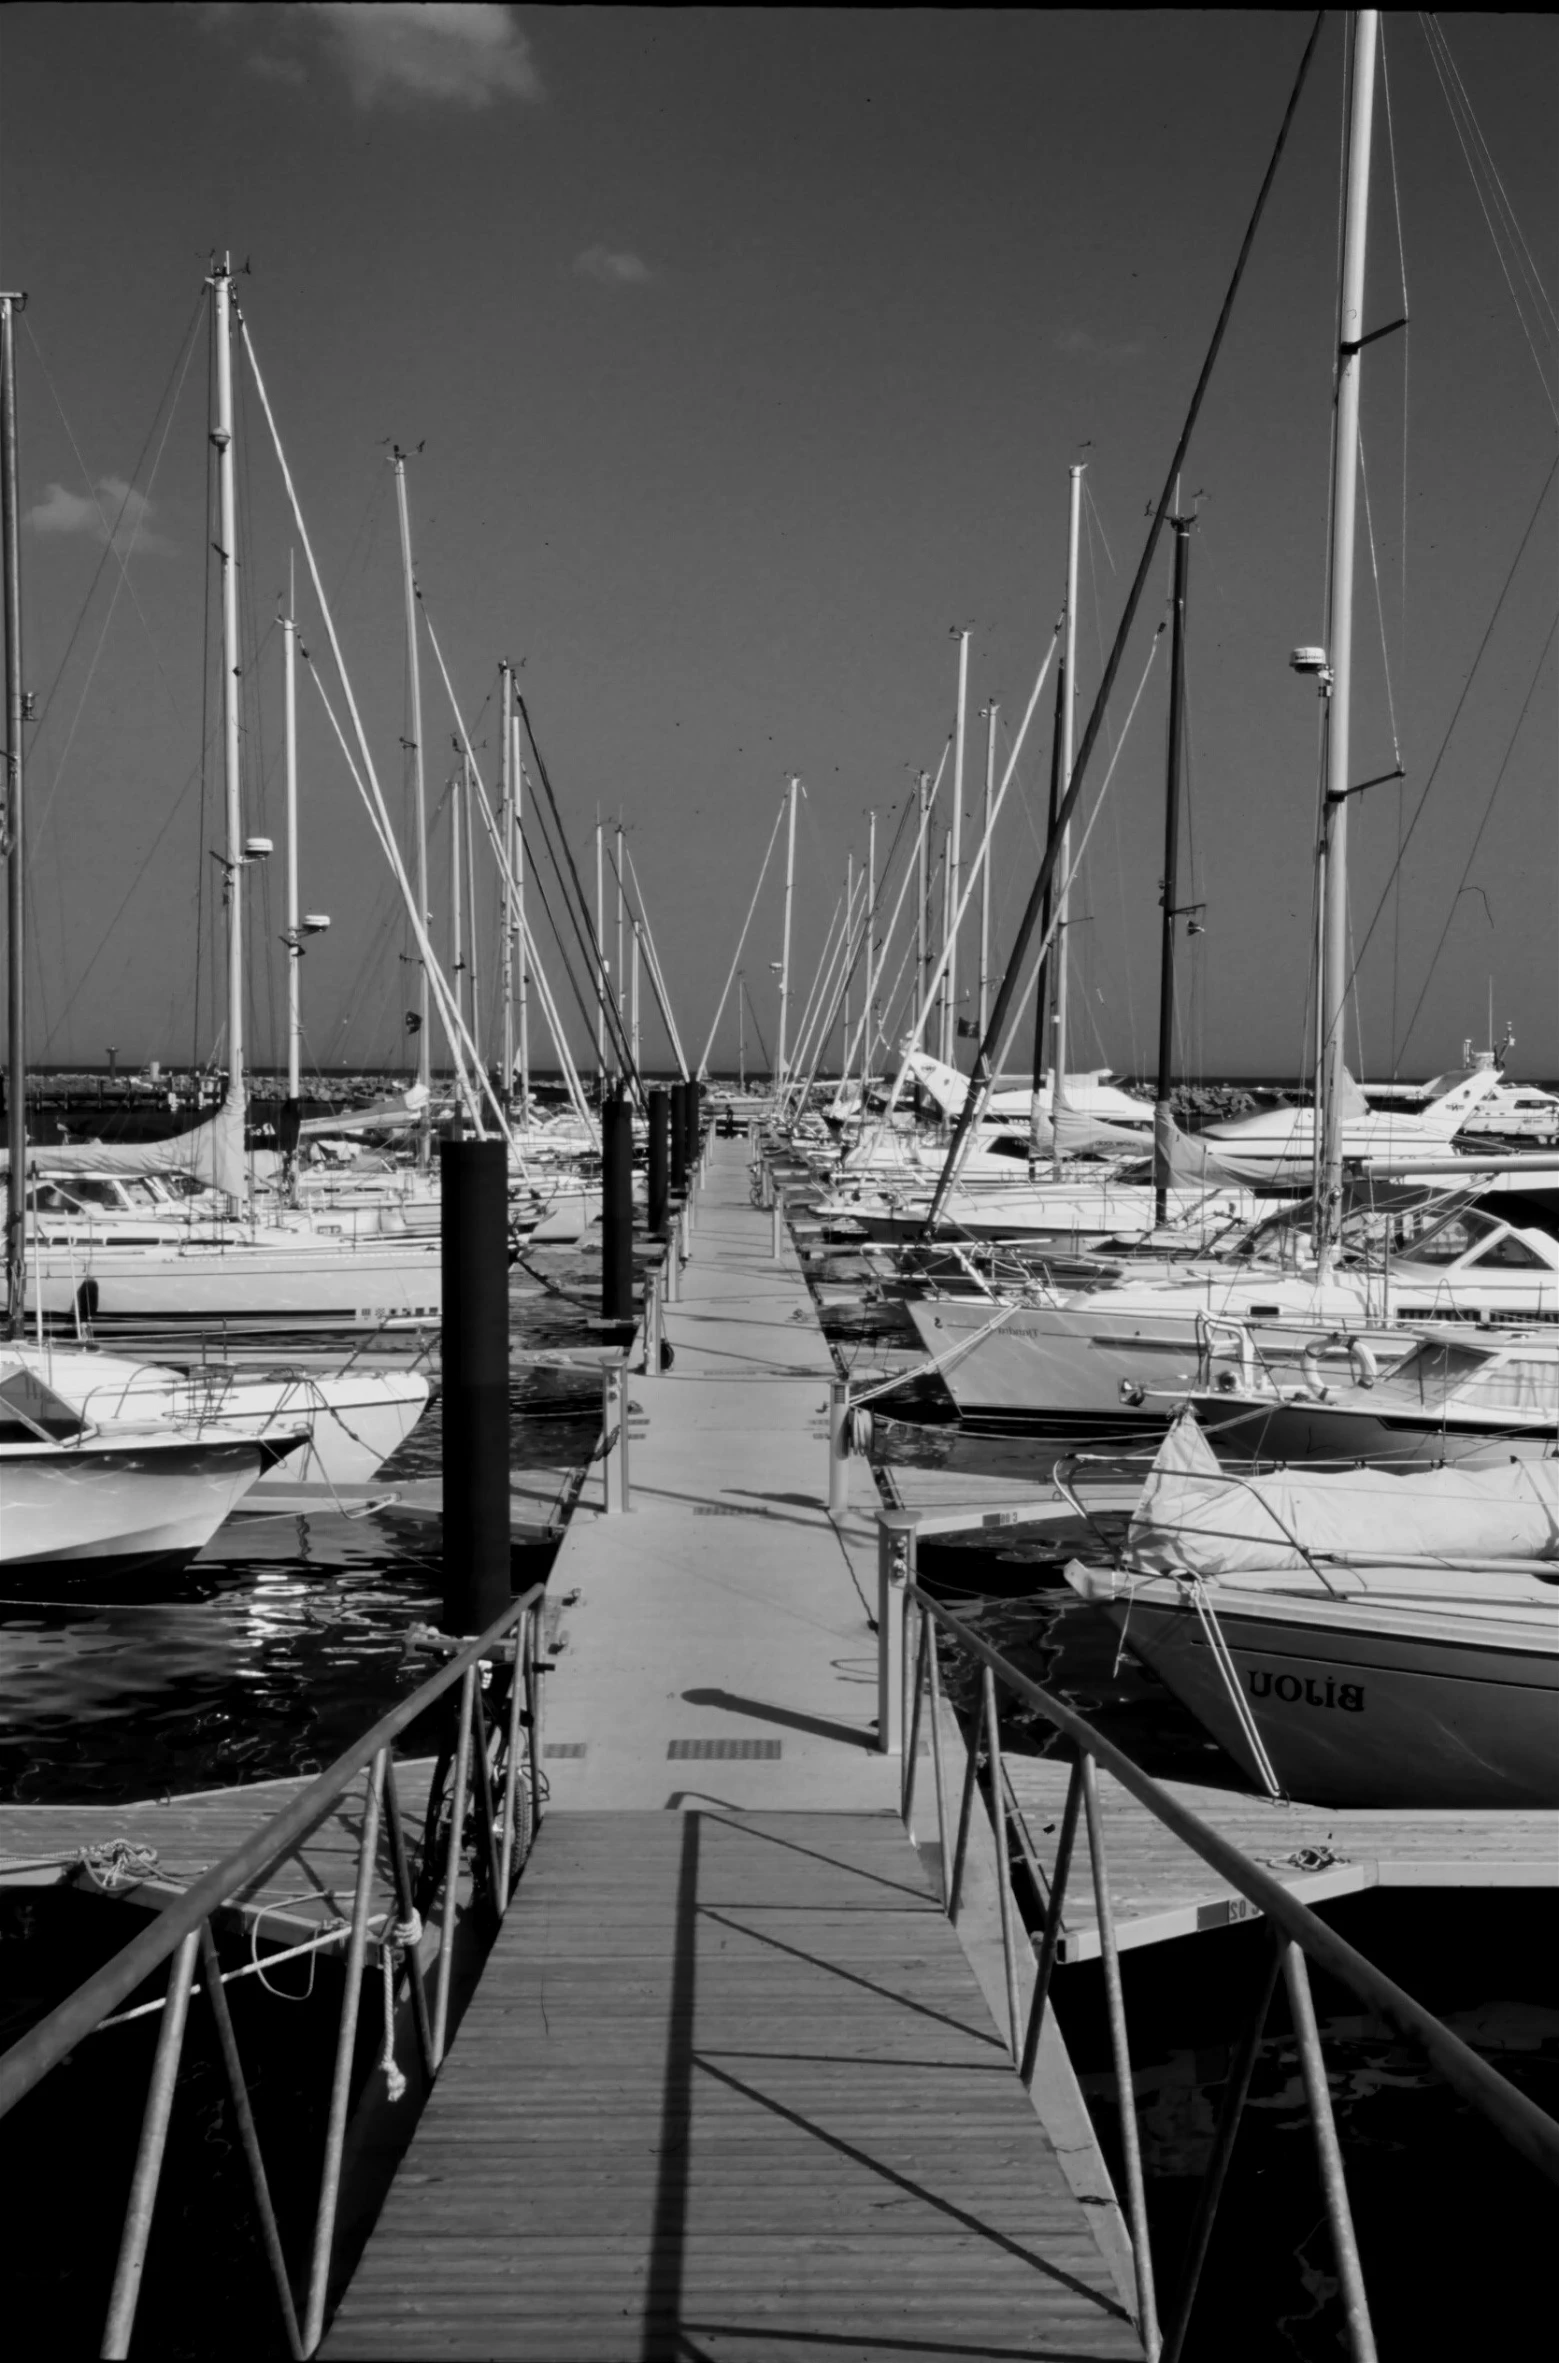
0, 1758, 439, 1951
324, 1809, 1142, 2362
1003, 1758, 1559, 1959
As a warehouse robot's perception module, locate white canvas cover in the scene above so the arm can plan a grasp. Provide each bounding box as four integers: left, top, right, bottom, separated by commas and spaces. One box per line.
1128, 1407, 1559, 1573
0, 1085, 247, 1201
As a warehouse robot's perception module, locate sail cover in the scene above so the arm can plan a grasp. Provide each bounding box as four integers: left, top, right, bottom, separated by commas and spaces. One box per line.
0, 1085, 247, 1200
1129, 1407, 1559, 1573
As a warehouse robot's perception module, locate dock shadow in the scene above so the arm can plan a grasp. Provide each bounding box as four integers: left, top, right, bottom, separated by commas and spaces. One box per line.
681, 1685, 875, 1754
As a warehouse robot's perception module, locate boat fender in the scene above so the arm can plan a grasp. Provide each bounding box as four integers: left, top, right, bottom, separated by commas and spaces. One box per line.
1348, 1337, 1378, 1390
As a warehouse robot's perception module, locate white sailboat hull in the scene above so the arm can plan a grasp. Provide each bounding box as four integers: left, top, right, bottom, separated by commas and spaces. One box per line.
24, 1238, 443, 1328
0, 1434, 284, 1574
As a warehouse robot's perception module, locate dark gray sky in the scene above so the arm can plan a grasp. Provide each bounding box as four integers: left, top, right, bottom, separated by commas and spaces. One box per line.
1, 6, 1554, 1081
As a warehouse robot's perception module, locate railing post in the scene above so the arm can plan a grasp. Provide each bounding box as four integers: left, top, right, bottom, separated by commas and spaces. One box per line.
644, 1265, 661, 1373
771, 1189, 784, 1261
198, 1919, 305, 2360
381, 1759, 435, 2083
1020, 1755, 1084, 2086
827, 1376, 850, 1519
875, 1515, 910, 1754
982, 1668, 1023, 2060
499, 1621, 527, 1906
101, 1926, 202, 2360
302, 1749, 385, 2356
600, 1361, 630, 1513
432, 1672, 475, 2069
1082, 1752, 1161, 2358
902, 1605, 929, 1833
926, 1606, 951, 1905
1281, 1938, 1378, 2362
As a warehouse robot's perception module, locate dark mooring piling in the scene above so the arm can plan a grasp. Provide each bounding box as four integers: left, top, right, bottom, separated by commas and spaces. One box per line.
669, 1080, 689, 1196
601, 1093, 635, 1322
647, 1087, 670, 1234
440, 1136, 511, 1635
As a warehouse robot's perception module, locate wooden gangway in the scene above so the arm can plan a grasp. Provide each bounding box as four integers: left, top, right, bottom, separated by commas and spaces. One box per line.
327, 1137, 1143, 2359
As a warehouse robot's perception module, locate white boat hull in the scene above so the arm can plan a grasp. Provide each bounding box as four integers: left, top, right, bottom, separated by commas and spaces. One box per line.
0, 1434, 284, 1575
25, 1239, 443, 1329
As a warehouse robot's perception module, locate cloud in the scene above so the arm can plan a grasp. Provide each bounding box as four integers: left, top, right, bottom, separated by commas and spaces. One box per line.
27, 476, 174, 558
311, 4, 541, 110
247, 49, 309, 86
573, 245, 653, 287
1053, 327, 1144, 363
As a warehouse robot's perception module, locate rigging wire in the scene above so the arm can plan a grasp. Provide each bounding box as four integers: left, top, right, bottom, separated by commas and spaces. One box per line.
1394, 611, 1558, 1066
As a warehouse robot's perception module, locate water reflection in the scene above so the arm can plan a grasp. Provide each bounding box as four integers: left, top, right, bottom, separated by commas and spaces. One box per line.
0, 1257, 605, 1804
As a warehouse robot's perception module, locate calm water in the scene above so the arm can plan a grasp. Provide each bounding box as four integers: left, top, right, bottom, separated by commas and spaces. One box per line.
0, 1254, 608, 1806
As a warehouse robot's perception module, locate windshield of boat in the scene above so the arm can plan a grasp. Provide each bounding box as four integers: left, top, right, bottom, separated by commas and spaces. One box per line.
1393, 1207, 1501, 1265
0, 1363, 86, 1443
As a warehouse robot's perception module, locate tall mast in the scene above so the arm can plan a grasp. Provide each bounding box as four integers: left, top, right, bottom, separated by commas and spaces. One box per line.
737, 974, 746, 1091
463, 750, 481, 1069
615, 820, 625, 1058
978, 702, 997, 1038
283, 557, 301, 1103
1154, 515, 1193, 1221
1317, 10, 1379, 1268
211, 261, 246, 1151
842, 852, 853, 1078
915, 769, 930, 1054
1049, 462, 1083, 1176
775, 774, 798, 1091
451, 758, 465, 1039
863, 807, 877, 1097
499, 662, 514, 1104
594, 819, 606, 1088
1, 288, 27, 1335
630, 919, 641, 1076
1030, 607, 1067, 1158
944, 628, 970, 1063
513, 714, 529, 1111
391, 449, 431, 1163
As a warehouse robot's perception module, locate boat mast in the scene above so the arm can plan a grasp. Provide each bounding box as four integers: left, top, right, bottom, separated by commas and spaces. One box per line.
842, 851, 853, 1079
1154, 512, 1193, 1221
944, 629, 970, 1063
1, 288, 26, 1335
451, 758, 465, 1039
737, 974, 746, 1092
512, 713, 529, 1112
862, 807, 877, 1099
211, 261, 247, 1175
615, 820, 625, 1060
1317, 10, 1379, 1271
915, 770, 930, 1058
978, 703, 997, 1038
1029, 609, 1067, 1161
391, 449, 432, 1165
1049, 462, 1083, 1177
775, 774, 798, 1092
463, 750, 481, 1070
630, 919, 641, 1076
282, 557, 301, 1104
499, 662, 514, 1106
594, 818, 606, 1090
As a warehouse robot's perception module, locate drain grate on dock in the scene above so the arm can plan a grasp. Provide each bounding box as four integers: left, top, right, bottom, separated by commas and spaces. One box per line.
544, 1743, 588, 1758
666, 1738, 782, 1760
692, 1505, 773, 1518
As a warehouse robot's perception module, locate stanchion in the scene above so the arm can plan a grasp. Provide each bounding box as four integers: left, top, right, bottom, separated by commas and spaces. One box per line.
771, 1189, 784, 1261
440, 1137, 511, 1636
601, 1362, 630, 1513
601, 1094, 634, 1322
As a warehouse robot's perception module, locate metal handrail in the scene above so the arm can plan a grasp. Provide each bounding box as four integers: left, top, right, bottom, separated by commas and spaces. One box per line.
904, 1576, 1559, 2185
889, 1536, 1559, 2363
0, 1583, 544, 2120
0, 1584, 548, 2360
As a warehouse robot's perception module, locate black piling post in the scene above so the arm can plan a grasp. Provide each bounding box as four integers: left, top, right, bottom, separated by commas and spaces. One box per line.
440, 1137, 511, 1636
670, 1080, 689, 1196
648, 1088, 670, 1233
601, 1093, 635, 1322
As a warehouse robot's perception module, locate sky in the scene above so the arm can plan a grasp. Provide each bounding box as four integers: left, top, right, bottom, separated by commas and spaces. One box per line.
0, 5, 1553, 1085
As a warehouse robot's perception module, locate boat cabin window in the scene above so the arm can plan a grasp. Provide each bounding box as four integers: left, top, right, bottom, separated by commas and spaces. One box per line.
1448, 1356, 1559, 1413
0, 1364, 86, 1444
1396, 1341, 1495, 1399
1395, 1207, 1500, 1265
1467, 1229, 1551, 1270
983, 1137, 1030, 1161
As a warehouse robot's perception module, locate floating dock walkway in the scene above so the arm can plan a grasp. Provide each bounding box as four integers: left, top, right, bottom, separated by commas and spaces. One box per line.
325, 1137, 1143, 2359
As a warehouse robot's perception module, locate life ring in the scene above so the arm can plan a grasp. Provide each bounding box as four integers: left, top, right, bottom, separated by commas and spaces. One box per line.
847, 1403, 875, 1454
1347, 1337, 1378, 1390
1299, 1340, 1332, 1401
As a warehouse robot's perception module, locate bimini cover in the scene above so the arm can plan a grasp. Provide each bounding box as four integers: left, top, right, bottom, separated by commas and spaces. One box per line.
1128, 1406, 1559, 1573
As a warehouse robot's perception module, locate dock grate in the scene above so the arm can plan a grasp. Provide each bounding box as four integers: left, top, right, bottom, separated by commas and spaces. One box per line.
666, 1738, 782, 1760
544, 1743, 588, 1758
692, 1505, 773, 1518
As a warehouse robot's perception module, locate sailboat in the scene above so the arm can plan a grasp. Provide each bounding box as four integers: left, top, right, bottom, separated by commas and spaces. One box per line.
898, 15, 1551, 1435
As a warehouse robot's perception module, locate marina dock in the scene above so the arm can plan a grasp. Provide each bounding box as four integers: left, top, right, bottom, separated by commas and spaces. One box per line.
324, 1136, 1143, 2358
